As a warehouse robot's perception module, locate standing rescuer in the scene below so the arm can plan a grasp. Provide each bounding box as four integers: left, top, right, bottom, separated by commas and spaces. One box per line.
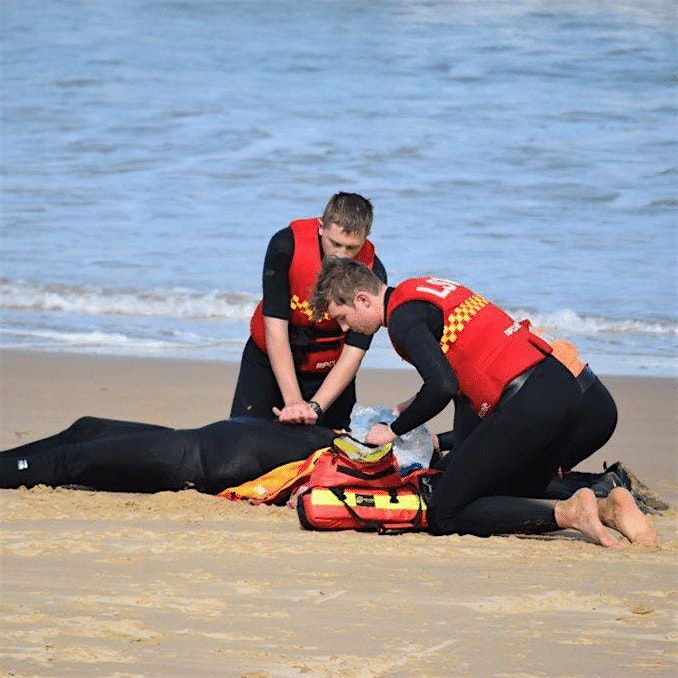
309, 257, 658, 547
230, 193, 387, 429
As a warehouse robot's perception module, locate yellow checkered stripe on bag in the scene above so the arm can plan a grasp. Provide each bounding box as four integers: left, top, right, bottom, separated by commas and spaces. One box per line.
440, 294, 489, 353
290, 295, 330, 321
310, 488, 425, 511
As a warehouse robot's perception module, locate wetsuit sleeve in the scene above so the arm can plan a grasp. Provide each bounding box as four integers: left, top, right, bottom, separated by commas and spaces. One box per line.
344, 254, 388, 351
345, 330, 372, 350
388, 300, 458, 436
373, 255, 387, 285
261, 228, 294, 320
436, 430, 456, 452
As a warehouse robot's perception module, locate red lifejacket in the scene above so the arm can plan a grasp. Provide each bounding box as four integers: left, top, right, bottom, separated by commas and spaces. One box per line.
386, 277, 552, 418
250, 217, 376, 373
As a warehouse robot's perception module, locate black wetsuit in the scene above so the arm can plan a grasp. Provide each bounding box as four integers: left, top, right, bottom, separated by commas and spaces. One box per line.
0, 417, 335, 495
230, 227, 387, 429
436, 370, 618, 472
386, 291, 616, 537
1, 416, 635, 519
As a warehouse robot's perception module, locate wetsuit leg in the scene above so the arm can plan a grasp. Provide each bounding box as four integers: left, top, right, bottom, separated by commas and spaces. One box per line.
1, 417, 170, 457
230, 338, 283, 419
1, 416, 336, 494
297, 375, 356, 431
437, 496, 559, 536
438, 377, 618, 497
321, 378, 356, 430
428, 357, 581, 536
559, 377, 618, 472
0, 423, 200, 492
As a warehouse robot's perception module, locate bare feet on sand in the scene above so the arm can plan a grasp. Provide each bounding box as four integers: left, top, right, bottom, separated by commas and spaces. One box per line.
598, 487, 660, 547
555, 488, 624, 548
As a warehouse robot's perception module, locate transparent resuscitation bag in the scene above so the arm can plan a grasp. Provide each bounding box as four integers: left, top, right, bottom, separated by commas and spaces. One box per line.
349, 405, 434, 475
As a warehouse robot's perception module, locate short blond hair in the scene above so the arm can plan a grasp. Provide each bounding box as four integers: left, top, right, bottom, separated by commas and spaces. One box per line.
311, 257, 382, 320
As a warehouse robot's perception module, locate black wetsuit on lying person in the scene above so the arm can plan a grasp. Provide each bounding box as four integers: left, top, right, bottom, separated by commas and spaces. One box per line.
0, 417, 335, 495
387, 292, 615, 537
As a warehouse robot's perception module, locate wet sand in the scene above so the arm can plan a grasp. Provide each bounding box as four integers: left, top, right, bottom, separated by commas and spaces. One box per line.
1, 350, 676, 676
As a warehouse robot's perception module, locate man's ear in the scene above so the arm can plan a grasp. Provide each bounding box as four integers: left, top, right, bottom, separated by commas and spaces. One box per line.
355, 291, 370, 307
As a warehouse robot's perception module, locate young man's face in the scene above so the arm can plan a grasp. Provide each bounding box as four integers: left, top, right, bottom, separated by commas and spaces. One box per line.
319, 222, 366, 259
328, 296, 381, 335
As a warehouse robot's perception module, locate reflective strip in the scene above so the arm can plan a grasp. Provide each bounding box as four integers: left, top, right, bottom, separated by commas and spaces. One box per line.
440, 293, 488, 353
290, 294, 330, 321
333, 437, 393, 462
310, 488, 423, 511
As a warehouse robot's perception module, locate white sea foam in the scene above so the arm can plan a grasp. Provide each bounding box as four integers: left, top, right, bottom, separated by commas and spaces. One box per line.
507, 307, 676, 339
1, 278, 674, 340
0, 327, 172, 349
0, 278, 258, 321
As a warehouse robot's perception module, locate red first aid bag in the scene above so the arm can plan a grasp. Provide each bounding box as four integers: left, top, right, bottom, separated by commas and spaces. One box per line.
303, 439, 402, 489
294, 437, 438, 534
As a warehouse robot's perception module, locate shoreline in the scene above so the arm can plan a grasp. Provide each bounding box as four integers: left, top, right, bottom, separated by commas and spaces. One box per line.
2, 343, 676, 379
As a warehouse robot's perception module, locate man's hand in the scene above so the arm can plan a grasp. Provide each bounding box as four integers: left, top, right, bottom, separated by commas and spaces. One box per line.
431, 432, 440, 453
365, 423, 397, 447
273, 401, 318, 425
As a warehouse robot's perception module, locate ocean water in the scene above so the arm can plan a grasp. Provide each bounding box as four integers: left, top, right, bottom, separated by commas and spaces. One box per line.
1, 0, 676, 376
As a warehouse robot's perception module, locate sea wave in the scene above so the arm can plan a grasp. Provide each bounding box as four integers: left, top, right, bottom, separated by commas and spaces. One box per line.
1, 278, 676, 340
0, 278, 258, 320
508, 308, 677, 339
0, 327, 173, 350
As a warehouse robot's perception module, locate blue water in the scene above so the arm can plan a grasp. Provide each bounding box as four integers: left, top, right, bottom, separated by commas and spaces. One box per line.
1, 0, 676, 375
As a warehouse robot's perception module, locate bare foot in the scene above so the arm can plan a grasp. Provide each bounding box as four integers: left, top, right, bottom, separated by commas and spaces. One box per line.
598, 487, 660, 547
555, 488, 624, 548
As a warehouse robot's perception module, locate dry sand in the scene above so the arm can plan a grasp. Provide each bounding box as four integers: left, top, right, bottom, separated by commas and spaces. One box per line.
1, 350, 676, 676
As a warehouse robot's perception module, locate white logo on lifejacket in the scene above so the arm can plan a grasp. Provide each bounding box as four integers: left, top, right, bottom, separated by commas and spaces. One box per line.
315, 360, 336, 370
17, 459, 28, 470
504, 320, 521, 337
477, 403, 490, 418
416, 277, 459, 299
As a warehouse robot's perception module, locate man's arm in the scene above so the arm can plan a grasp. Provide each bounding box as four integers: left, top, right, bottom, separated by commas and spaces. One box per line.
265, 316, 304, 406
260, 229, 314, 421
389, 303, 457, 434
365, 301, 457, 445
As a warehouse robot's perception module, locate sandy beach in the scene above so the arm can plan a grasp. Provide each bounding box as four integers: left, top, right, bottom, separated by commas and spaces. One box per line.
1, 349, 676, 676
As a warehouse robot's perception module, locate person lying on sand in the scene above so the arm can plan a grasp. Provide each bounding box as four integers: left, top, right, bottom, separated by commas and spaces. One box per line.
1, 413, 663, 547
309, 257, 660, 547
0, 416, 334, 495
